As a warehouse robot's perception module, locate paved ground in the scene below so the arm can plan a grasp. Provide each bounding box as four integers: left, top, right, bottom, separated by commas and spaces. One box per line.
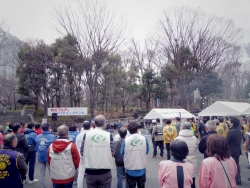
24, 132, 250, 188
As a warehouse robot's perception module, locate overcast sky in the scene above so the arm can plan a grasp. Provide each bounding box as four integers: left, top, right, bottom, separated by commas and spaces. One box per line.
1, 0, 250, 45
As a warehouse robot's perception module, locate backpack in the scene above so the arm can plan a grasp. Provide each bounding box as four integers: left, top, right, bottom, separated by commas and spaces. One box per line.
155, 125, 163, 135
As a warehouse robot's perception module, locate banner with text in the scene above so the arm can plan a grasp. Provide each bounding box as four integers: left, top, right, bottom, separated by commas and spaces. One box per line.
47, 107, 88, 116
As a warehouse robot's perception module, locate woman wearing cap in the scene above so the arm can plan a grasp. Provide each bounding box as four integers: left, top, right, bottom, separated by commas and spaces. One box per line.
158, 140, 194, 188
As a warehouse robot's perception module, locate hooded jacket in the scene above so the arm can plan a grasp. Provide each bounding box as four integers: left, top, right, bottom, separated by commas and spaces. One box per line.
15, 132, 29, 160
48, 138, 80, 184
36, 131, 56, 163
175, 129, 198, 177
23, 128, 38, 152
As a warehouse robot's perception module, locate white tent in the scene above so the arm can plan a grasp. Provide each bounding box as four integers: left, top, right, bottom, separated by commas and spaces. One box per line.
198, 101, 250, 116
143, 108, 195, 119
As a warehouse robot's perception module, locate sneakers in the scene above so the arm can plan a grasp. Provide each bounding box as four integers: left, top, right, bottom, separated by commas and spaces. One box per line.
23, 180, 27, 184
151, 156, 156, 158
28, 179, 39, 184
73, 181, 77, 185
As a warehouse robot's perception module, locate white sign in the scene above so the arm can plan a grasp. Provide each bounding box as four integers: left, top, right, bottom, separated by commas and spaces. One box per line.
47, 107, 88, 116
42, 118, 47, 124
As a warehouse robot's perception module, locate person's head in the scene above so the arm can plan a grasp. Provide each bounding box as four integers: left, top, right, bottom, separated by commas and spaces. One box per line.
229, 116, 240, 128
27, 122, 35, 130
4, 134, 18, 148
94, 115, 106, 127
206, 134, 230, 160
165, 119, 171, 124
181, 122, 192, 130
35, 123, 41, 129
118, 127, 127, 138
42, 123, 50, 131
127, 121, 138, 134
12, 123, 21, 133
0, 125, 3, 131
69, 122, 77, 131
218, 116, 224, 123
57, 125, 69, 137
170, 140, 189, 160
156, 118, 160, 123
176, 117, 181, 122
205, 120, 216, 131
83, 121, 91, 130
9, 123, 13, 130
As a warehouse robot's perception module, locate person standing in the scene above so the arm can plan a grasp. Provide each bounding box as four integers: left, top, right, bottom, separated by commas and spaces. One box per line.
175, 122, 198, 188
199, 134, 237, 188
76, 120, 92, 188
68, 122, 79, 185
163, 119, 177, 160
23, 122, 39, 184
48, 125, 80, 188
198, 120, 217, 158
226, 116, 242, 185
175, 117, 181, 135
121, 121, 149, 188
216, 116, 228, 138
117, 120, 123, 130
114, 127, 127, 188
158, 140, 193, 188
80, 115, 115, 188
13, 123, 29, 166
0, 134, 28, 188
36, 123, 56, 188
151, 118, 164, 158
245, 117, 250, 179
35, 123, 43, 135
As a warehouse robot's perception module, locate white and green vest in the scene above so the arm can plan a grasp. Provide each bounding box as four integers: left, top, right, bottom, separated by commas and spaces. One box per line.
84, 128, 113, 169
124, 133, 146, 170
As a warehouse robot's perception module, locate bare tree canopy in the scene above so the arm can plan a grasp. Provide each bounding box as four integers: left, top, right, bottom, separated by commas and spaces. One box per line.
156, 6, 241, 70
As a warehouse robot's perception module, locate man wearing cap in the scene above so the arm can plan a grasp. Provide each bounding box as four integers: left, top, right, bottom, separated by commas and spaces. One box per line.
80, 115, 115, 188
121, 120, 149, 188
76, 120, 92, 188
151, 118, 164, 158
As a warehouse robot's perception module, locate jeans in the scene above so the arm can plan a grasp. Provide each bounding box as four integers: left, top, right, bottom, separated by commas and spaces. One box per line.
191, 177, 196, 188
232, 155, 241, 183
126, 173, 146, 188
153, 141, 164, 157
39, 162, 52, 188
53, 181, 73, 188
25, 151, 37, 180
116, 166, 124, 188
165, 143, 171, 160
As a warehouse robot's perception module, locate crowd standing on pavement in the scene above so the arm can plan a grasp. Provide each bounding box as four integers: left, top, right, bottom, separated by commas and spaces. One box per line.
0, 114, 249, 188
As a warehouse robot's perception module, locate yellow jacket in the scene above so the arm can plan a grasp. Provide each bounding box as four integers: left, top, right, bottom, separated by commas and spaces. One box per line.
243, 123, 249, 136
216, 123, 228, 138
163, 124, 177, 144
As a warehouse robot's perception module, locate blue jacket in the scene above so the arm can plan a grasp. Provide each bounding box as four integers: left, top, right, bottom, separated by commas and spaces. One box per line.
68, 131, 79, 143
23, 128, 38, 151
36, 131, 56, 162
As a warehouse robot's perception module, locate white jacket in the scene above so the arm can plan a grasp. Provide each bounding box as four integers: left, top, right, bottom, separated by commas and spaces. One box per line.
175, 129, 198, 177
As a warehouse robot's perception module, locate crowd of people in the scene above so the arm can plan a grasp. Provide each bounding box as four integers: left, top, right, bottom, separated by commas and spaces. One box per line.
0, 114, 249, 188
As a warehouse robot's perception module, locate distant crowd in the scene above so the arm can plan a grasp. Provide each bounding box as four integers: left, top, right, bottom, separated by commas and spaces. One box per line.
0, 115, 249, 188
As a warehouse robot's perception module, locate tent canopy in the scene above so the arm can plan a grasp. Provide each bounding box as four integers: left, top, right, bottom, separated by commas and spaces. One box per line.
198, 101, 250, 116
143, 108, 195, 119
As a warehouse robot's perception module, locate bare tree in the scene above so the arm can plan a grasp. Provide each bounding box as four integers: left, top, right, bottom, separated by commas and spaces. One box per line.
53, 0, 128, 118
155, 6, 241, 108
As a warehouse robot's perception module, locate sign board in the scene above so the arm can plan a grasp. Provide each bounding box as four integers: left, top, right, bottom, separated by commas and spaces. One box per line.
47, 107, 88, 116
42, 118, 47, 124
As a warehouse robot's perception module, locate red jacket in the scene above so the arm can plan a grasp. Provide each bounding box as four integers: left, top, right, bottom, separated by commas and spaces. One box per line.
48, 138, 80, 184
35, 129, 42, 135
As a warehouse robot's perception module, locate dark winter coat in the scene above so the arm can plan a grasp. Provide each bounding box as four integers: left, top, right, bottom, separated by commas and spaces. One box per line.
226, 126, 242, 157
